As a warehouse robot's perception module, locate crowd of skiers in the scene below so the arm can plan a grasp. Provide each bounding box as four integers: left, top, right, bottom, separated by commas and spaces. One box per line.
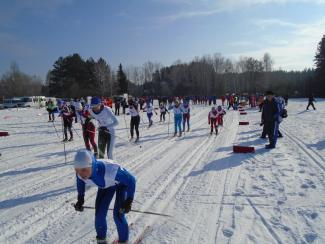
41, 91, 320, 243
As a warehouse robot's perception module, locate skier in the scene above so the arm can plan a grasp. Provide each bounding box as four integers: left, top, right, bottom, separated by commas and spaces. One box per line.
169, 100, 183, 137
261, 91, 281, 149
144, 102, 157, 127
208, 107, 218, 135
128, 99, 140, 142
181, 101, 190, 132
46, 99, 56, 122
73, 150, 136, 244
227, 95, 234, 110
216, 105, 226, 126
59, 104, 74, 142
114, 99, 120, 116
221, 95, 226, 106
87, 97, 119, 159
306, 94, 316, 110
159, 103, 168, 122
75, 103, 98, 158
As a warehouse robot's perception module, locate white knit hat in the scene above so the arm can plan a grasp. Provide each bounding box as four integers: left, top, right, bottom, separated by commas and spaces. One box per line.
74, 150, 93, 168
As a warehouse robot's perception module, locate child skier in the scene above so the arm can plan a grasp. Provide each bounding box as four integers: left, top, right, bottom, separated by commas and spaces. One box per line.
128, 99, 140, 142
208, 107, 218, 135
73, 150, 136, 244
60, 103, 75, 141
144, 102, 157, 127
181, 101, 190, 132
216, 105, 226, 126
159, 103, 168, 122
87, 97, 119, 159
169, 99, 183, 137
75, 102, 98, 158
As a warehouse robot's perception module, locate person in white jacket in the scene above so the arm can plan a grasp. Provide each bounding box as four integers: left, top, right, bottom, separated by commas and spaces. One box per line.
88, 97, 118, 159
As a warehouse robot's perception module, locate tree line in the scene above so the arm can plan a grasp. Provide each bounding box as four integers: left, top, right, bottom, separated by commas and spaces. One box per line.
1, 34, 324, 99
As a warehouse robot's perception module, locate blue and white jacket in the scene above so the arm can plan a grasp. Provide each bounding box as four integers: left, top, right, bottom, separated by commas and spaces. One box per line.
168, 104, 183, 118
77, 159, 136, 200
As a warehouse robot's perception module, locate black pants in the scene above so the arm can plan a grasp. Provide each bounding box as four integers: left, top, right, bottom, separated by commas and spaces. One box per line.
115, 106, 120, 115
262, 125, 282, 138
130, 115, 140, 138
264, 121, 278, 147
63, 119, 73, 139
160, 112, 166, 122
306, 102, 316, 110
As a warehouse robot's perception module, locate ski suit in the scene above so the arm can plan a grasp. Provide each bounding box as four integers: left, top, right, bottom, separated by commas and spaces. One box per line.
169, 104, 183, 134
76, 159, 136, 242
89, 105, 119, 159
76, 110, 98, 155
181, 104, 190, 131
129, 105, 140, 139
208, 110, 218, 134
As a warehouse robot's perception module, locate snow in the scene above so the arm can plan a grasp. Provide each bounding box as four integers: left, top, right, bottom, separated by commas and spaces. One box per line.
0, 99, 324, 244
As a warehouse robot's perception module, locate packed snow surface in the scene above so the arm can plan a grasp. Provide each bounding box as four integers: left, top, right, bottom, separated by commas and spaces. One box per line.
0, 99, 324, 243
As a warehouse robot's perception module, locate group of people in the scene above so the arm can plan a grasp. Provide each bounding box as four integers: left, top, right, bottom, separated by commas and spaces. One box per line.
47, 92, 317, 243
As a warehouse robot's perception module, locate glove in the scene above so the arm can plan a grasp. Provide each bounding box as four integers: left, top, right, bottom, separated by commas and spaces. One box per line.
74, 196, 84, 212
120, 198, 133, 214
260, 122, 263, 126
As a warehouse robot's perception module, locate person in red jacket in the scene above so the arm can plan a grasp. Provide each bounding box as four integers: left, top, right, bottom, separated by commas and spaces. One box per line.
208, 107, 218, 135
75, 103, 98, 158
216, 105, 226, 126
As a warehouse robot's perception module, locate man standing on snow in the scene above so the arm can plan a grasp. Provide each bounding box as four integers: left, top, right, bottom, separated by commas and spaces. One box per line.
73, 150, 136, 244
306, 94, 316, 110
261, 91, 281, 149
88, 97, 119, 159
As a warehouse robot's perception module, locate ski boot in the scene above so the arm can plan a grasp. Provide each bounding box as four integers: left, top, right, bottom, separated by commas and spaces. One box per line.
135, 137, 139, 142
187, 127, 190, 132
68, 137, 73, 142
62, 138, 68, 142
129, 137, 134, 142
96, 236, 108, 244
265, 144, 275, 149
173, 132, 177, 137
179, 131, 182, 137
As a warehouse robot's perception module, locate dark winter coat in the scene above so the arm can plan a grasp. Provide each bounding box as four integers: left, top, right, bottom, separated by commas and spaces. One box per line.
262, 98, 280, 123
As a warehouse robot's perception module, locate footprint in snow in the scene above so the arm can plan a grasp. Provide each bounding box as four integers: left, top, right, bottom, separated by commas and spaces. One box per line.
222, 228, 234, 238
304, 233, 317, 243
301, 183, 309, 189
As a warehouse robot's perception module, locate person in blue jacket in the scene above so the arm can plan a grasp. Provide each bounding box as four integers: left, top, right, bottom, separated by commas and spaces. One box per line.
73, 150, 136, 243
169, 99, 183, 137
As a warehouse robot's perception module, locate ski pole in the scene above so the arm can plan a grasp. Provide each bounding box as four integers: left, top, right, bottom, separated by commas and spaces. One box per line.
51, 121, 61, 139
97, 129, 142, 148
72, 126, 81, 138
167, 113, 170, 136
61, 117, 67, 164
71, 203, 171, 217
123, 113, 129, 138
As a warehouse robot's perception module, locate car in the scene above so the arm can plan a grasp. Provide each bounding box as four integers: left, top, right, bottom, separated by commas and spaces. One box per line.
2, 98, 23, 108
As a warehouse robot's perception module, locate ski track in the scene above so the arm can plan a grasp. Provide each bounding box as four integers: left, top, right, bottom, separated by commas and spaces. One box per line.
1, 100, 325, 244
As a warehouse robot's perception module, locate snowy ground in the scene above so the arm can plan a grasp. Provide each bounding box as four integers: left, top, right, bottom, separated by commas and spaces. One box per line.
0, 99, 324, 244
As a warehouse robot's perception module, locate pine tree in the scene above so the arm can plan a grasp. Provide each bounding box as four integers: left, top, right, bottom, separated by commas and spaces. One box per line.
314, 34, 325, 96
117, 63, 128, 94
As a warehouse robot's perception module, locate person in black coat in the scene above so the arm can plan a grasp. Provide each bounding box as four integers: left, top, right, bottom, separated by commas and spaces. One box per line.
261, 91, 281, 149
306, 94, 316, 110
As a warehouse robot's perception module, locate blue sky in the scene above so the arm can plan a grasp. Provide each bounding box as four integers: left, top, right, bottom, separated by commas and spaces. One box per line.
0, 0, 325, 80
